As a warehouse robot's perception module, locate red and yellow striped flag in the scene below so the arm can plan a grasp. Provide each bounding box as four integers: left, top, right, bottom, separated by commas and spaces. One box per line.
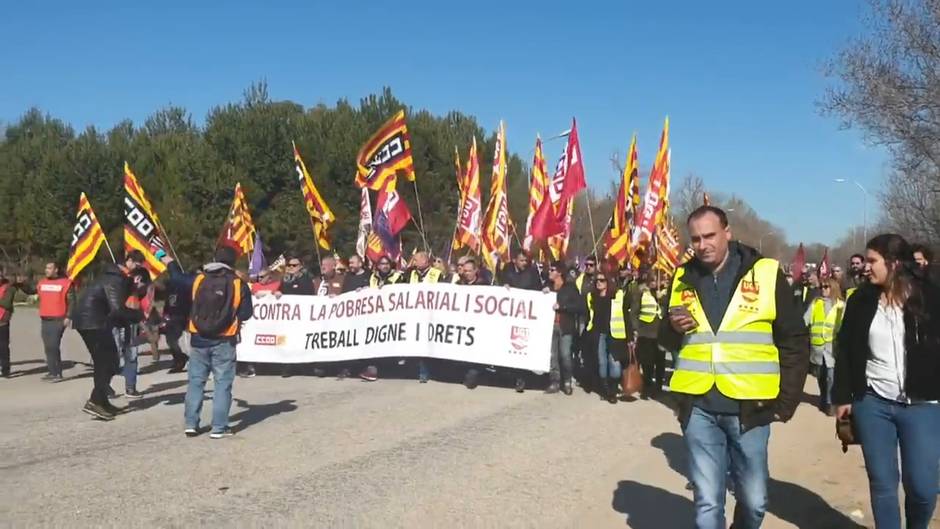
482, 121, 512, 270
218, 182, 255, 256
523, 135, 549, 253
547, 199, 574, 260
293, 141, 335, 250
67, 192, 107, 280
453, 137, 482, 253
124, 162, 169, 278
629, 117, 670, 268
654, 221, 682, 276
606, 134, 640, 265
355, 110, 417, 190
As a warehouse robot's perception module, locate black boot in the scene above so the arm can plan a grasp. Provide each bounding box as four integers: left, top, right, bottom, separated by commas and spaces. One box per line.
607, 377, 619, 404
598, 378, 609, 401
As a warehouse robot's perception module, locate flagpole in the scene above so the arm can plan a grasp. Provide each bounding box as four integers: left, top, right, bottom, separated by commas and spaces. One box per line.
411, 180, 431, 253
583, 191, 599, 256
154, 218, 184, 271
102, 235, 117, 263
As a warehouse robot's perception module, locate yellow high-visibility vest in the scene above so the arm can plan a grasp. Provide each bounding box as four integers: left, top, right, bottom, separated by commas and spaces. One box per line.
668, 258, 781, 400
845, 287, 857, 301
810, 298, 844, 347
370, 272, 402, 288
409, 267, 442, 284
639, 289, 661, 323
586, 290, 627, 339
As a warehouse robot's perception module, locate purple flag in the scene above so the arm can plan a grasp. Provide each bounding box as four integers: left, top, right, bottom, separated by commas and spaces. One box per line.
249, 231, 266, 277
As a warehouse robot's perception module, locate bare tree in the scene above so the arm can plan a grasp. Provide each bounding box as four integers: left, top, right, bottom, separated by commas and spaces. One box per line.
821, 0, 940, 243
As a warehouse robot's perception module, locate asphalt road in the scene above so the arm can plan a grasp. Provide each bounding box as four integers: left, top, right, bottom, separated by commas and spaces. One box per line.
1, 308, 936, 528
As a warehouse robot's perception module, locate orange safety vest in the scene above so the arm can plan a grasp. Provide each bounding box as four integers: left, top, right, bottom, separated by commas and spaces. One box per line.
37, 278, 72, 318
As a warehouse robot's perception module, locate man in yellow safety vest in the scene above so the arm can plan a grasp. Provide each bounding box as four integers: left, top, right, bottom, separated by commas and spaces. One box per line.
407, 251, 442, 383
630, 271, 664, 398
659, 206, 809, 529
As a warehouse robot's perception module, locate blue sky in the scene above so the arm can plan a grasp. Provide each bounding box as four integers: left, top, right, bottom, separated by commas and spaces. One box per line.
0, 1, 886, 245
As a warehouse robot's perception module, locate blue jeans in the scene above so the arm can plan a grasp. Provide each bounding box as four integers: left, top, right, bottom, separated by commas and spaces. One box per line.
596, 334, 622, 379
853, 391, 940, 529
549, 329, 574, 383
114, 326, 139, 391
816, 364, 834, 410
184, 341, 237, 433
684, 406, 770, 529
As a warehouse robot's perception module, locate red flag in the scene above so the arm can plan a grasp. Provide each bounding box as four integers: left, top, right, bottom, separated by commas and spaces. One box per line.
562, 118, 586, 199
819, 248, 831, 279
531, 119, 586, 239
792, 243, 806, 283
377, 178, 412, 236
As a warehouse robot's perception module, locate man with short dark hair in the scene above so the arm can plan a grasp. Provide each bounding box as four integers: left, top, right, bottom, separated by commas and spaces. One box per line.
71, 252, 146, 420
275, 255, 316, 377
575, 255, 598, 296
499, 249, 543, 292
841, 253, 866, 297
457, 257, 491, 389
359, 255, 404, 382
278, 256, 316, 296
545, 260, 584, 395
498, 249, 543, 392
660, 205, 808, 529
342, 255, 370, 293
18, 262, 73, 381
168, 246, 252, 439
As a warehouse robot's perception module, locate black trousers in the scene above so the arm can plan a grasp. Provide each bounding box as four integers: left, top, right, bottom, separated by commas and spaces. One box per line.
0, 323, 10, 376
637, 336, 665, 392
78, 328, 118, 405
164, 321, 189, 366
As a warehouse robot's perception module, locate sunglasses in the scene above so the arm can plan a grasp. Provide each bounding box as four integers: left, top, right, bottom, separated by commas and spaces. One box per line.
596, 278, 607, 283
287, 262, 301, 267
585, 263, 596, 267
821, 285, 831, 289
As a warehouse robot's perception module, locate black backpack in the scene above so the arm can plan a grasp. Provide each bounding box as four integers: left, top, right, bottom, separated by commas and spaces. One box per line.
190, 269, 239, 338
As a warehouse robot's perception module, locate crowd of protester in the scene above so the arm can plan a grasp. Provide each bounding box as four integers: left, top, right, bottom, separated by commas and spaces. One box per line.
0, 205, 938, 528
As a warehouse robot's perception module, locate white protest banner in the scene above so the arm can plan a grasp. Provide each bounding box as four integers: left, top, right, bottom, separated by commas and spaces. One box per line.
237, 283, 555, 372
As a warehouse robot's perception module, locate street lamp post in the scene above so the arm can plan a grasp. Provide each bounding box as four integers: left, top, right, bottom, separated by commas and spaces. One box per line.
759, 231, 775, 254
835, 179, 869, 246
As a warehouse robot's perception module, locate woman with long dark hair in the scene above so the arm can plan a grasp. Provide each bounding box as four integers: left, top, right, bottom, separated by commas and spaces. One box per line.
834, 234, 940, 529
586, 272, 626, 404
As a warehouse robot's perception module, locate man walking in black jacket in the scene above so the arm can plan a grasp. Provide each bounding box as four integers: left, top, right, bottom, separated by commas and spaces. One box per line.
498, 250, 543, 392
545, 261, 585, 395
659, 206, 808, 529
72, 252, 146, 420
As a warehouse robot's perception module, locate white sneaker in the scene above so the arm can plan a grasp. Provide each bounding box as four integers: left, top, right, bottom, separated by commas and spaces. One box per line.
209, 428, 234, 439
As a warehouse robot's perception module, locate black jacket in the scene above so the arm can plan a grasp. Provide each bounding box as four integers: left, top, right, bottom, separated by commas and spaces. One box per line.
280, 271, 316, 296
833, 282, 940, 403
342, 270, 371, 293
554, 281, 586, 336
162, 261, 193, 322
658, 242, 810, 431
499, 265, 543, 291
71, 264, 144, 330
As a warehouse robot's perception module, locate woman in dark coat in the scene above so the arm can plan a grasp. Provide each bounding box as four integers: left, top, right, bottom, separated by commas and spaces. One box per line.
834, 234, 940, 529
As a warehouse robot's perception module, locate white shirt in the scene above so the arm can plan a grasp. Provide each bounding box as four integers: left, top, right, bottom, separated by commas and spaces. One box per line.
866, 303, 907, 402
